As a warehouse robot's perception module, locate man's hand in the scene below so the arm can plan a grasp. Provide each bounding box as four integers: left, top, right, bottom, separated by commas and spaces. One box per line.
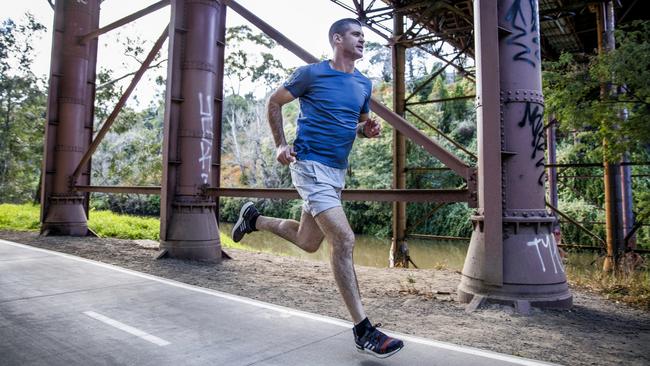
276, 144, 297, 165
361, 116, 381, 138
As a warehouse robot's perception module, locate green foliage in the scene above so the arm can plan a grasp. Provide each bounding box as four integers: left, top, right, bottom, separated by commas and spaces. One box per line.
0, 203, 40, 230
543, 20, 650, 161
344, 201, 393, 237
89, 101, 164, 215
0, 203, 160, 239
90, 194, 160, 216
87, 209, 160, 240
0, 202, 236, 247
633, 189, 650, 249
0, 14, 47, 203
225, 25, 288, 94
593, 21, 650, 154
364, 42, 391, 82
413, 203, 473, 237
544, 21, 650, 249
555, 139, 605, 206
558, 198, 606, 247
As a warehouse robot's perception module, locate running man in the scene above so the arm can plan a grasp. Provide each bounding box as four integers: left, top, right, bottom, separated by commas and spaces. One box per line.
231, 18, 404, 358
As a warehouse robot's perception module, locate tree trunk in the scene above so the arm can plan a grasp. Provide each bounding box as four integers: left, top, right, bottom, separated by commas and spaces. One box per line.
0, 86, 13, 191
229, 110, 247, 181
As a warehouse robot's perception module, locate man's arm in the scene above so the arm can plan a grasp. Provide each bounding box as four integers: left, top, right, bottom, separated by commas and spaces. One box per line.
356, 113, 381, 138
268, 86, 297, 165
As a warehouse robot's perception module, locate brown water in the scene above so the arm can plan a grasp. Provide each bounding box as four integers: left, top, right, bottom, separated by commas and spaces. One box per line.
220, 223, 649, 288
220, 223, 469, 270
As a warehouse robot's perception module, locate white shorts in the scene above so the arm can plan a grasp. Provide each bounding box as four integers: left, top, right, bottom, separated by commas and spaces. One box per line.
290, 160, 346, 217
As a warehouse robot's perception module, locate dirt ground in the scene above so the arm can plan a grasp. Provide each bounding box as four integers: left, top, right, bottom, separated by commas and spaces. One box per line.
2, 230, 649, 366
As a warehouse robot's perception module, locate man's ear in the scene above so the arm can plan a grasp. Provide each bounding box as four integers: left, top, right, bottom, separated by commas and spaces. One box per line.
333, 33, 342, 44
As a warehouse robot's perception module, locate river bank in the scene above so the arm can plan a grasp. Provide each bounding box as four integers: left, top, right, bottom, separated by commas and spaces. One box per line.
1, 230, 648, 366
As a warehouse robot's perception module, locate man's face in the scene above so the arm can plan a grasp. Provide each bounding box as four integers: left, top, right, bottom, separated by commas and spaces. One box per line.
338, 23, 365, 60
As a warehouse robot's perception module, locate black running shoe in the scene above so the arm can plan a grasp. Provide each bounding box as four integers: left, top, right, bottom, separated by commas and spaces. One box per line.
231, 202, 259, 243
354, 323, 404, 358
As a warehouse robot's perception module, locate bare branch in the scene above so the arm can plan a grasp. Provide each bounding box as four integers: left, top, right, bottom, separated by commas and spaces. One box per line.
127, 54, 145, 66
47, 0, 54, 10
96, 59, 167, 91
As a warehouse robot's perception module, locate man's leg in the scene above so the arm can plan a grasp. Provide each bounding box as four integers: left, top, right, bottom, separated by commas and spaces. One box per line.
232, 201, 403, 357
312, 206, 366, 323
313, 207, 404, 358
255, 209, 325, 253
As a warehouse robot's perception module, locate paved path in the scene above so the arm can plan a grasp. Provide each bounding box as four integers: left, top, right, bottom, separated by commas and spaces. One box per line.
0, 239, 557, 366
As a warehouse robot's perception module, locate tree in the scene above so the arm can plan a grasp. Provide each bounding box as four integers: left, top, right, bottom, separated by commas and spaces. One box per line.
543, 20, 650, 249
363, 41, 392, 82
0, 14, 47, 203
225, 25, 288, 95
90, 101, 164, 215
543, 21, 650, 161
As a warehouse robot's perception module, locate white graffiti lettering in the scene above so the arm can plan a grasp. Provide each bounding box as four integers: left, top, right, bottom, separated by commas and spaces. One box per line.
526, 234, 564, 273
198, 92, 213, 184
542, 233, 564, 273
527, 237, 546, 272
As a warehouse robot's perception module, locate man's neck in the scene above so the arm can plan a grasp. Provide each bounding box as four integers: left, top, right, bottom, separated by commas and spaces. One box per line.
329, 56, 356, 74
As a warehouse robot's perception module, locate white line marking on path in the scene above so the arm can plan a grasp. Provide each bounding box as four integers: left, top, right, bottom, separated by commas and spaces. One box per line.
83, 311, 170, 347
2, 239, 556, 365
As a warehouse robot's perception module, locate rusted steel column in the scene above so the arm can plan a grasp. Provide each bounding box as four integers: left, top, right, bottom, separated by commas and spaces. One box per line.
458, 0, 504, 294
602, 153, 624, 268
159, 0, 224, 261
41, 0, 99, 236
212, 2, 227, 224
598, 1, 625, 271
620, 154, 635, 249
389, 13, 409, 268
458, 0, 571, 311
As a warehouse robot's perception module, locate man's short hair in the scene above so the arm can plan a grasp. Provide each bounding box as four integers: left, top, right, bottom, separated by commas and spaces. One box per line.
328, 18, 362, 46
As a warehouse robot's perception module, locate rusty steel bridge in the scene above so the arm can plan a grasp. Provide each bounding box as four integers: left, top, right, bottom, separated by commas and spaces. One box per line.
39, 0, 646, 311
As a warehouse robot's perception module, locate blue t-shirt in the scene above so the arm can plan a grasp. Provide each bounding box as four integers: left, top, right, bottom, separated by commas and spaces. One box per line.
283, 60, 372, 169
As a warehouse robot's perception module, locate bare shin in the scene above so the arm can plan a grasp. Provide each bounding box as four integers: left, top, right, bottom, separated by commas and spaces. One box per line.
315, 206, 366, 323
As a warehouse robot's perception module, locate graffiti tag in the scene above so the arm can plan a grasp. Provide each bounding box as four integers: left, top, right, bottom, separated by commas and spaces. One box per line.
505, 0, 540, 67
518, 102, 546, 185
526, 234, 564, 274
198, 92, 213, 184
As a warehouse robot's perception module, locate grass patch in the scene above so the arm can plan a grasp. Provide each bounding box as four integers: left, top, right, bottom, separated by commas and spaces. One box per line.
565, 251, 650, 310
0, 203, 40, 231
0, 203, 237, 248
87, 210, 160, 240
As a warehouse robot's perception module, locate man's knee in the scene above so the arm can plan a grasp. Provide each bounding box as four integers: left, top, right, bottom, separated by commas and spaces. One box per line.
299, 238, 322, 253
332, 231, 355, 256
